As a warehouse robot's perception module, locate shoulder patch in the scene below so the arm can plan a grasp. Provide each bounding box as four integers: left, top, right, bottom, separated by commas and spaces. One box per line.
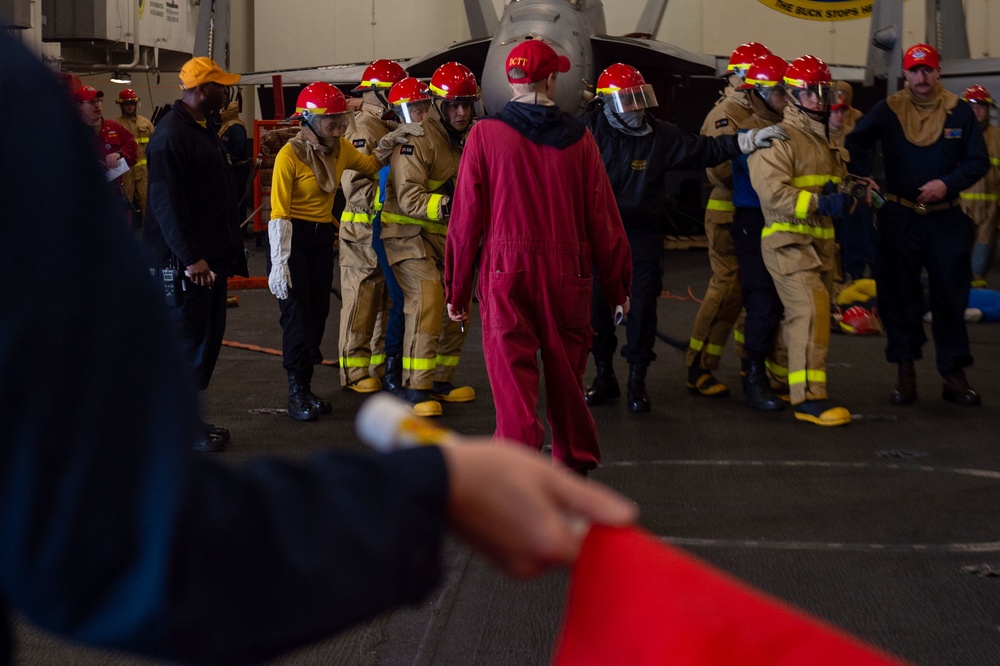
353, 138, 366, 148
715, 118, 729, 130
400, 145, 415, 156
944, 128, 963, 139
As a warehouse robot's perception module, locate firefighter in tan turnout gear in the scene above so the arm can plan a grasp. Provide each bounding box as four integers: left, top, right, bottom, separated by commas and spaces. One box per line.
114, 88, 154, 222
381, 63, 479, 414
748, 55, 871, 427
685, 42, 771, 398
338, 59, 408, 393
959, 85, 1000, 287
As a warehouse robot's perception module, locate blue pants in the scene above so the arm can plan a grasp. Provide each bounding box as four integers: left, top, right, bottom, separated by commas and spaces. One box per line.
371, 213, 404, 357
875, 204, 974, 375
732, 207, 782, 361
591, 230, 663, 367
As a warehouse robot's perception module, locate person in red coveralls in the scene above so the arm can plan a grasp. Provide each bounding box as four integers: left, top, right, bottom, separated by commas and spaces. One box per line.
444, 40, 632, 475
74, 84, 137, 187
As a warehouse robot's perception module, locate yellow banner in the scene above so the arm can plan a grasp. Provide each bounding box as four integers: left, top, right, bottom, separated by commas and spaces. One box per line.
755, 0, 873, 21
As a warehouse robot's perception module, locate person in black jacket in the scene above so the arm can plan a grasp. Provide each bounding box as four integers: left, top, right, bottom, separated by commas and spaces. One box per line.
581, 63, 786, 413
846, 44, 989, 406
143, 58, 250, 451
0, 33, 636, 664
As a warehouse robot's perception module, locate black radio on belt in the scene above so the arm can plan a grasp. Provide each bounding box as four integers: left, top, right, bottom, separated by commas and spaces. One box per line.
161, 267, 181, 307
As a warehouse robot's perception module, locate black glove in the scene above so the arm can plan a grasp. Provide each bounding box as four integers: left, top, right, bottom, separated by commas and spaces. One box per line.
816, 193, 855, 218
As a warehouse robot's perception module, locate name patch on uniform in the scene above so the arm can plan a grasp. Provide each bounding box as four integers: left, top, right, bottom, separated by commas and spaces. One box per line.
944, 128, 963, 139
630, 160, 647, 171
353, 138, 366, 148
715, 118, 729, 129
400, 145, 415, 156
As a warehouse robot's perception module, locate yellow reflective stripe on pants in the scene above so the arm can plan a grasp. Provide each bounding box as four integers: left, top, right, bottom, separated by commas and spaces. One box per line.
961, 192, 1000, 201
137, 137, 150, 144
790, 174, 840, 188
135, 159, 147, 167
762, 223, 836, 240
381, 212, 448, 236
992, 157, 1000, 166
435, 354, 460, 367
732, 329, 745, 345
404, 356, 436, 371
705, 343, 725, 357
688, 338, 705, 352
788, 369, 826, 386
706, 199, 736, 212
765, 360, 788, 378
369, 354, 385, 367
340, 356, 372, 368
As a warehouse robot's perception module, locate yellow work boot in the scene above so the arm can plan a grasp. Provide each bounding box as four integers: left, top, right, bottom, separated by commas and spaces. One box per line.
344, 376, 381, 394
793, 400, 851, 426
686, 368, 731, 397
401, 388, 442, 417
430, 381, 476, 403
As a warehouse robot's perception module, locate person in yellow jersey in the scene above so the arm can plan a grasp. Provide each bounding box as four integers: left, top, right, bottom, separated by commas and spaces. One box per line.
339, 60, 408, 394
749, 55, 875, 427
268, 82, 420, 421
959, 85, 1000, 288
684, 42, 772, 398
380, 63, 480, 412
113, 88, 153, 227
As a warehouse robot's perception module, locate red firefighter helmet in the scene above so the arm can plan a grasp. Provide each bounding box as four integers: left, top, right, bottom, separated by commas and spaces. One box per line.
839, 306, 880, 335
388, 77, 433, 123
963, 84, 995, 106
596, 63, 658, 112
291, 81, 348, 119
738, 54, 788, 90
784, 55, 833, 111
429, 62, 480, 102
116, 88, 139, 104
727, 42, 772, 78
352, 59, 407, 93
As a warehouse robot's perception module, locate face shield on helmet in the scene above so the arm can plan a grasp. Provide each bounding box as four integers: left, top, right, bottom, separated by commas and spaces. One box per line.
292, 81, 354, 139
429, 62, 481, 133
783, 55, 833, 115
388, 77, 433, 124
738, 54, 788, 113
596, 63, 658, 114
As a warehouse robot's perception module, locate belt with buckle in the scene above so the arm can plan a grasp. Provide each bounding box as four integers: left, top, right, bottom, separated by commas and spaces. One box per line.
884, 193, 960, 215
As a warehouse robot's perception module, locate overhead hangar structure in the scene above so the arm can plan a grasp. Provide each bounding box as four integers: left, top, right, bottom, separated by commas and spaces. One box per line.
240, 0, 724, 130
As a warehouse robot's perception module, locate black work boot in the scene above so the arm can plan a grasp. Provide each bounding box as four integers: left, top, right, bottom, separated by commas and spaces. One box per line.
942, 369, 981, 406
287, 372, 319, 422
585, 360, 620, 406
627, 364, 651, 413
891, 360, 917, 405
740, 357, 751, 392
382, 353, 404, 396
744, 359, 784, 411
302, 366, 332, 415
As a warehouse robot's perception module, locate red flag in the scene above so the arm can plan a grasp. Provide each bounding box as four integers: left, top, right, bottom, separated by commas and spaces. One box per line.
552, 525, 909, 665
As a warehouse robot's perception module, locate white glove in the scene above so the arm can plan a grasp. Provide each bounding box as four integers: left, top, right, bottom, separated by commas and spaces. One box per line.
268, 218, 293, 300
738, 125, 789, 154
374, 122, 424, 162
